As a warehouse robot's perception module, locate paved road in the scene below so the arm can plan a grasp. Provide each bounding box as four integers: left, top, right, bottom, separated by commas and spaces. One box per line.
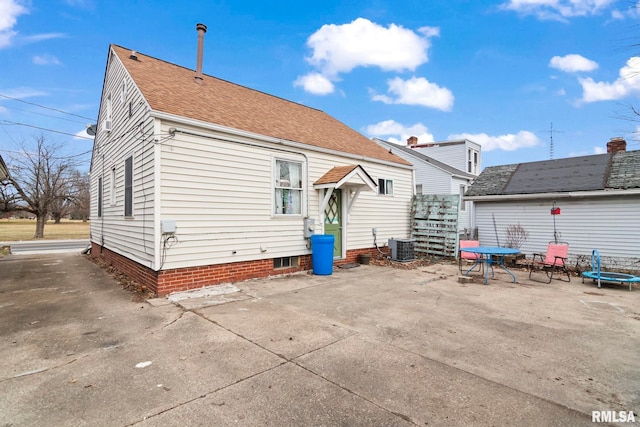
0, 239, 90, 254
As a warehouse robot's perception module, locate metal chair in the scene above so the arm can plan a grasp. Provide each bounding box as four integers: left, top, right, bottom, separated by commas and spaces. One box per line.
459, 240, 483, 275
529, 241, 570, 283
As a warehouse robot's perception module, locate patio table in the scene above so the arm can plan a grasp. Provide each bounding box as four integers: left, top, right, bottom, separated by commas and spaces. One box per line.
461, 246, 521, 285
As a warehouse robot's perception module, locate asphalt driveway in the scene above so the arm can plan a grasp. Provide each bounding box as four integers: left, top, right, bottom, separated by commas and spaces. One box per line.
1, 253, 639, 426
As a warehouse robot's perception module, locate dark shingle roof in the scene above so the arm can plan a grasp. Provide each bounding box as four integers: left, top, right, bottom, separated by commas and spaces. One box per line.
466, 150, 640, 197
111, 45, 410, 167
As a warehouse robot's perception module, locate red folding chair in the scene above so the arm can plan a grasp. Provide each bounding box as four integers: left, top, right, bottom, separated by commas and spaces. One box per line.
529, 241, 571, 283
459, 240, 483, 275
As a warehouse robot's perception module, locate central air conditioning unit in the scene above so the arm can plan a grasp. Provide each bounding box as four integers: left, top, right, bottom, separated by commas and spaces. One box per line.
388, 238, 416, 262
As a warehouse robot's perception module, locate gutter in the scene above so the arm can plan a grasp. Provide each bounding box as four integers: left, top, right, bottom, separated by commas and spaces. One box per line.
464, 188, 640, 202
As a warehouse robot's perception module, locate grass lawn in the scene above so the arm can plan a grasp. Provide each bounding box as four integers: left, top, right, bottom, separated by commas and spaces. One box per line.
0, 219, 90, 241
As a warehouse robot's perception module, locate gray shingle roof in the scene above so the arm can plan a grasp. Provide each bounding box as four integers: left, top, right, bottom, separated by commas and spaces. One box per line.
466, 150, 640, 197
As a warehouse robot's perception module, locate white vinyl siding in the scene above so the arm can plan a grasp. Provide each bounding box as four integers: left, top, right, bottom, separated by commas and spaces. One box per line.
157, 122, 412, 270
374, 138, 474, 235
90, 50, 155, 269
474, 197, 640, 259
413, 140, 482, 176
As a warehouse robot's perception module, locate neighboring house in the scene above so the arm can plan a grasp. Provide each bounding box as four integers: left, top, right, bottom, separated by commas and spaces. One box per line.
89, 26, 413, 296
0, 155, 8, 181
373, 137, 476, 236
408, 137, 482, 177
464, 138, 640, 272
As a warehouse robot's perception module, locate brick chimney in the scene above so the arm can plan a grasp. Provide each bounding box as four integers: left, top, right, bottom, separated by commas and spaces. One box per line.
195, 23, 207, 81
606, 137, 626, 153
407, 136, 418, 146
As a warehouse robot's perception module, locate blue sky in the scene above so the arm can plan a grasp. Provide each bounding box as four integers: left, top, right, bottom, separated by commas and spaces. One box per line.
1, 0, 640, 170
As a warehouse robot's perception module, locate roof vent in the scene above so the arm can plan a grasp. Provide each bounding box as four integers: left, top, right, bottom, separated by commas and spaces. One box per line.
129, 50, 138, 60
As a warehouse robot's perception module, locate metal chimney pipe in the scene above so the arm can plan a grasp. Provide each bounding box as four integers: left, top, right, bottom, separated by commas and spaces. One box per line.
195, 23, 207, 81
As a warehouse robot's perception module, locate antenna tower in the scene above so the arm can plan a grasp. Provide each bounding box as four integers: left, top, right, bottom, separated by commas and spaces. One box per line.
541, 122, 563, 159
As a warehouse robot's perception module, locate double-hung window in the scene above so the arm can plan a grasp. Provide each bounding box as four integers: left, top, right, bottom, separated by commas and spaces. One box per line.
460, 184, 466, 211
378, 178, 393, 195
274, 159, 302, 215
124, 156, 133, 217
110, 167, 116, 205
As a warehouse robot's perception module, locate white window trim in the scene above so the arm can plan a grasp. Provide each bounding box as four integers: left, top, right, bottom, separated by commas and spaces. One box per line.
110, 166, 116, 206
377, 178, 394, 196
460, 184, 466, 211
124, 155, 134, 217
272, 156, 305, 217
97, 176, 103, 218
120, 79, 127, 103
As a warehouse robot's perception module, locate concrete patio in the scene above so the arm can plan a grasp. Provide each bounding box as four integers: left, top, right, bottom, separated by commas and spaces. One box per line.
1, 253, 638, 426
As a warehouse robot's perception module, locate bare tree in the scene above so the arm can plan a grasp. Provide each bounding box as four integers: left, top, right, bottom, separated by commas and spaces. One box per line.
6, 135, 78, 238
50, 189, 73, 224
68, 170, 90, 222
0, 182, 20, 216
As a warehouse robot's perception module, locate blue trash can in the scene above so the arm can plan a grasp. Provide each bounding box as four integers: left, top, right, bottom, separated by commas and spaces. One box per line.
310, 234, 334, 275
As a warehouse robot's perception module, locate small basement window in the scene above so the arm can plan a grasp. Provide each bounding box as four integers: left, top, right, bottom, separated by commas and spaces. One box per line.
274, 256, 299, 269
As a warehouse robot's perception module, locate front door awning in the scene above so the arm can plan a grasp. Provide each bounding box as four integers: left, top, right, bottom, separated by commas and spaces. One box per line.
313, 164, 377, 191
314, 165, 377, 225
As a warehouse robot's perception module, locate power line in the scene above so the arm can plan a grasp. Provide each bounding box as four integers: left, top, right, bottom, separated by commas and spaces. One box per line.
4, 104, 88, 125
0, 119, 94, 140
0, 93, 96, 121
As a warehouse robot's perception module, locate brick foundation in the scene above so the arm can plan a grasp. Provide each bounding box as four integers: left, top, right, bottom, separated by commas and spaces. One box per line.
90, 242, 384, 296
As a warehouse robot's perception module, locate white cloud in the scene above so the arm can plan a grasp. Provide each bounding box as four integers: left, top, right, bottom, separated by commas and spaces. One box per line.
0, 0, 28, 48
549, 54, 598, 72
365, 119, 435, 145
593, 146, 607, 154
448, 131, 541, 151
371, 76, 454, 111
22, 33, 67, 43
500, 0, 615, 21
305, 18, 438, 77
579, 57, 640, 103
33, 53, 61, 65
1, 86, 47, 98
65, 0, 95, 8
293, 73, 334, 95
295, 18, 444, 95
609, 2, 640, 20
